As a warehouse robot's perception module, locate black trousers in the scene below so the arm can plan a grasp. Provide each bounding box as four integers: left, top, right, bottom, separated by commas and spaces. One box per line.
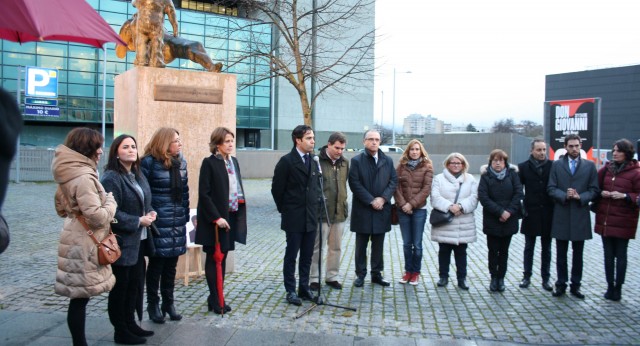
204, 248, 227, 310
68, 297, 89, 346
523, 234, 552, 281
283, 230, 316, 293
438, 243, 468, 280
487, 234, 513, 279
602, 236, 629, 286
354, 233, 385, 278
555, 239, 584, 289
108, 246, 144, 332
146, 255, 179, 306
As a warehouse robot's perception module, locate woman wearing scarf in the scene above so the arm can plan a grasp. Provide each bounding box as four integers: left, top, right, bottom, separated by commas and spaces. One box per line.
393, 140, 433, 285
593, 139, 640, 301
478, 149, 523, 293
141, 128, 190, 323
195, 127, 247, 314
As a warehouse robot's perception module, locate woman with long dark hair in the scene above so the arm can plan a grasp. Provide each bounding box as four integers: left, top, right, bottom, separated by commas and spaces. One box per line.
593, 138, 640, 301
101, 134, 156, 344
394, 139, 433, 285
141, 128, 189, 323
195, 127, 247, 314
52, 128, 116, 346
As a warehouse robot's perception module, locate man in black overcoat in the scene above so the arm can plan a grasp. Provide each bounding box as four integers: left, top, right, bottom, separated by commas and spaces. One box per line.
348, 129, 398, 288
517, 139, 554, 291
271, 125, 321, 306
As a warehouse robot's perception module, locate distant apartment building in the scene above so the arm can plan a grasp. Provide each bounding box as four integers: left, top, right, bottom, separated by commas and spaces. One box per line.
403, 113, 445, 135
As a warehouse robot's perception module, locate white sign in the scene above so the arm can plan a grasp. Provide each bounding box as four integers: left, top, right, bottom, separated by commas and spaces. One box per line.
25, 66, 58, 98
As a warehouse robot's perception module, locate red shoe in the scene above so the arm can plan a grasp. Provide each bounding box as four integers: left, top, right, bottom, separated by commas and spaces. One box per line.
410, 273, 420, 285
399, 272, 412, 284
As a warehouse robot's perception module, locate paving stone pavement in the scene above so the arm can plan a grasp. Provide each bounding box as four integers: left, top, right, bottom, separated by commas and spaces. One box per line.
1, 179, 640, 345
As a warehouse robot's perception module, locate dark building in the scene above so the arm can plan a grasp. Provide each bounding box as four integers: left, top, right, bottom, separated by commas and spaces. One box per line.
545, 64, 640, 153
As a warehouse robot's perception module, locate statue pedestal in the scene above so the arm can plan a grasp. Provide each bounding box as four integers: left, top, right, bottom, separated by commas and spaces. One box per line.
114, 67, 238, 275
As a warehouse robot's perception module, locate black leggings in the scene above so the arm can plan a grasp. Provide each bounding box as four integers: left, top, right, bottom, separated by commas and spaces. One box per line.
68, 297, 89, 346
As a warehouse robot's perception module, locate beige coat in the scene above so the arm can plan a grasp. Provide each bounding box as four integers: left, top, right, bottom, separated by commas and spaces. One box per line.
52, 145, 117, 298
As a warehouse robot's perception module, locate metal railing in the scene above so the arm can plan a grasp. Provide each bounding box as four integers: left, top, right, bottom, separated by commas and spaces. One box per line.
10, 147, 108, 182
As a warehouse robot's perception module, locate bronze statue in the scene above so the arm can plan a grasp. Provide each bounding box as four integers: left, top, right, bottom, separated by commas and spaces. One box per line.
116, 14, 223, 73
130, 0, 178, 68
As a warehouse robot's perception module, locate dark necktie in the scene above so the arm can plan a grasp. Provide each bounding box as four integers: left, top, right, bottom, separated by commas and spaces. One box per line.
304, 154, 311, 173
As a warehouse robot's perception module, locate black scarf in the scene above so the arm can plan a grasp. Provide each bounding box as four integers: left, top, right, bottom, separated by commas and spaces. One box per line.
609, 161, 627, 175
528, 155, 548, 175
169, 157, 183, 203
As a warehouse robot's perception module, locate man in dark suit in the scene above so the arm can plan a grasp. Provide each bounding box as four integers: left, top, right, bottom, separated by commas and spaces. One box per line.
518, 139, 554, 291
547, 134, 599, 299
348, 129, 397, 287
271, 125, 321, 305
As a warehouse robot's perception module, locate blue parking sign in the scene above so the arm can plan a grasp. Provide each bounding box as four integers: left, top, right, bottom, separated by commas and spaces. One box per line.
25, 67, 58, 98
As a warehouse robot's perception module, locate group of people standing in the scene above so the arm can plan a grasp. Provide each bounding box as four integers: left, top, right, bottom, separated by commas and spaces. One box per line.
273, 126, 640, 309
52, 126, 245, 345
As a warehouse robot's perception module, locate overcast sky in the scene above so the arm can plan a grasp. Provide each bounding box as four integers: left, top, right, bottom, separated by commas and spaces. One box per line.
374, 0, 640, 130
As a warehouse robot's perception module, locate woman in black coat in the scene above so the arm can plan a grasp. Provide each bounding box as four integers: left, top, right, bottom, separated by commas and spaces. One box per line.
101, 134, 156, 344
140, 127, 189, 323
196, 127, 247, 314
478, 149, 523, 293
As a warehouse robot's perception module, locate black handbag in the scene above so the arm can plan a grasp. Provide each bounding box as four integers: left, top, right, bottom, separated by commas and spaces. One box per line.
430, 182, 462, 227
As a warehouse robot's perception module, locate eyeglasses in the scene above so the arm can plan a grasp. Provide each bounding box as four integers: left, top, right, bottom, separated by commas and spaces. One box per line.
448, 162, 463, 166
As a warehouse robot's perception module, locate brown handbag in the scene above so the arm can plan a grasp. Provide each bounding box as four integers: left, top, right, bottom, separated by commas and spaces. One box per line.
77, 215, 121, 265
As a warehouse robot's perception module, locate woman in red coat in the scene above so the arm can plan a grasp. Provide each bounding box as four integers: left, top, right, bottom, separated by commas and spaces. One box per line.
593, 139, 640, 301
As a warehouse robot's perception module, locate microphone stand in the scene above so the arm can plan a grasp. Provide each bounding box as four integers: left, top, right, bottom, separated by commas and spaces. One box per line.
296, 157, 356, 319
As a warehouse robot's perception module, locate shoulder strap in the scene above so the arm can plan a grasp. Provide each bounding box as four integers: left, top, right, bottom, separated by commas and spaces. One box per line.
77, 214, 105, 245
453, 183, 462, 203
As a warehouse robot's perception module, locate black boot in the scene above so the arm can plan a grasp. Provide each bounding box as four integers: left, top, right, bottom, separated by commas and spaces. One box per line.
612, 284, 622, 301
604, 283, 615, 300
127, 322, 154, 337
489, 278, 499, 292
497, 278, 506, 292
147, 304, 165, 324
161, 303, 183, 321
114, 329, 146, 345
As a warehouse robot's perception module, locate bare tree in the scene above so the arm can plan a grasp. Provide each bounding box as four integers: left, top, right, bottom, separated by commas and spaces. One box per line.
233, 0, 376, 126
519, 120, 543, 138
491, 118, 516, 133
373, 124, 392, 145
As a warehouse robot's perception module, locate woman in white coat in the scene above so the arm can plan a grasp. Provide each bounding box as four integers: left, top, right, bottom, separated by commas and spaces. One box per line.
430, 152, 479, 290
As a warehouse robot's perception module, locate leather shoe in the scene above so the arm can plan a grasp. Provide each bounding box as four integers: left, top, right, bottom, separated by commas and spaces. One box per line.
497, 278, 506, 292
437, 278, 448, 287
298, 289, 316, 301
519, 277, 531, 288
371, 276, 390, 287
354, 276, 365, 287
325, 281, 343, 289
570, 288, 585, 299
457, 279, 469, 290
309, 282, 320, 291
552, 287, 566, 297
542, 280, 553, 291
286, 292, 302, 306
489, 278, 499, 292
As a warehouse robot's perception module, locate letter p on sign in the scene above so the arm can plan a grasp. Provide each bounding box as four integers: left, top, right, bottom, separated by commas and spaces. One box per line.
25, 67, 58, 98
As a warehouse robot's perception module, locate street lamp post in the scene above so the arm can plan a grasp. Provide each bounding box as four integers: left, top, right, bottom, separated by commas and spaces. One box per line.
392, 68, 411, 146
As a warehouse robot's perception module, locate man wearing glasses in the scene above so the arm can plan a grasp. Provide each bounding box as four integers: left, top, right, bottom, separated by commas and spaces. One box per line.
348, 130, 398, 287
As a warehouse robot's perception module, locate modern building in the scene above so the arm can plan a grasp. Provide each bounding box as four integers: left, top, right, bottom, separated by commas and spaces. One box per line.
545, 64, 640, 151
1, 0, 374, 149
402, 113, 445, 135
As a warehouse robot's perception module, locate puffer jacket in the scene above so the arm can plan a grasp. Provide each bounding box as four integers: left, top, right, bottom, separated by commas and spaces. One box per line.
478, 164, 524, 237
594, 160, 640, 239
141, 155, 189, 258
318, 146, 349, 223
52, 145, 117, 298
430, 169, 478, 245
394, 158, 434, 210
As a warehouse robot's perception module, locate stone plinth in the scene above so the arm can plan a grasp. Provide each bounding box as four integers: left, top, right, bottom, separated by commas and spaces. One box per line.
114, 66, 237, 208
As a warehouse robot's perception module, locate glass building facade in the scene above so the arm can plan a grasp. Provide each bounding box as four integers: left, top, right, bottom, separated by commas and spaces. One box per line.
0, 0, 271, 148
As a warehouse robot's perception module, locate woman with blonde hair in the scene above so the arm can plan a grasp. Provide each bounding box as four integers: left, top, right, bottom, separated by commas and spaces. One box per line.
141, 127, 190, 323
394, 139, 433, 285
196, 127, 247, 314
52, 128, 117, 346
430, 152, 478, 290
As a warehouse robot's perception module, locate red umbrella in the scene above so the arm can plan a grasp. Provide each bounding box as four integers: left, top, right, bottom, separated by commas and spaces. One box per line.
0, 0, 125, 48
214, 224, 225, 316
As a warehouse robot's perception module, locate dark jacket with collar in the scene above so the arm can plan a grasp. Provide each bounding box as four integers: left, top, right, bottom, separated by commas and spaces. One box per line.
348, 149, 398, 235
101, 169, 155, 266
547, 155, 599, 241
271, 147, 321, 233
196, 154, 247, 252
140, 155, 189, 257
318, 145, 349, 223
518, 156, 554, 237
478, 164, 524, 237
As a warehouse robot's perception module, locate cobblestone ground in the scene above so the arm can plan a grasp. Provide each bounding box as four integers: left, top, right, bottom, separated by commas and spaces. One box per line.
1, 180, 639, 344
